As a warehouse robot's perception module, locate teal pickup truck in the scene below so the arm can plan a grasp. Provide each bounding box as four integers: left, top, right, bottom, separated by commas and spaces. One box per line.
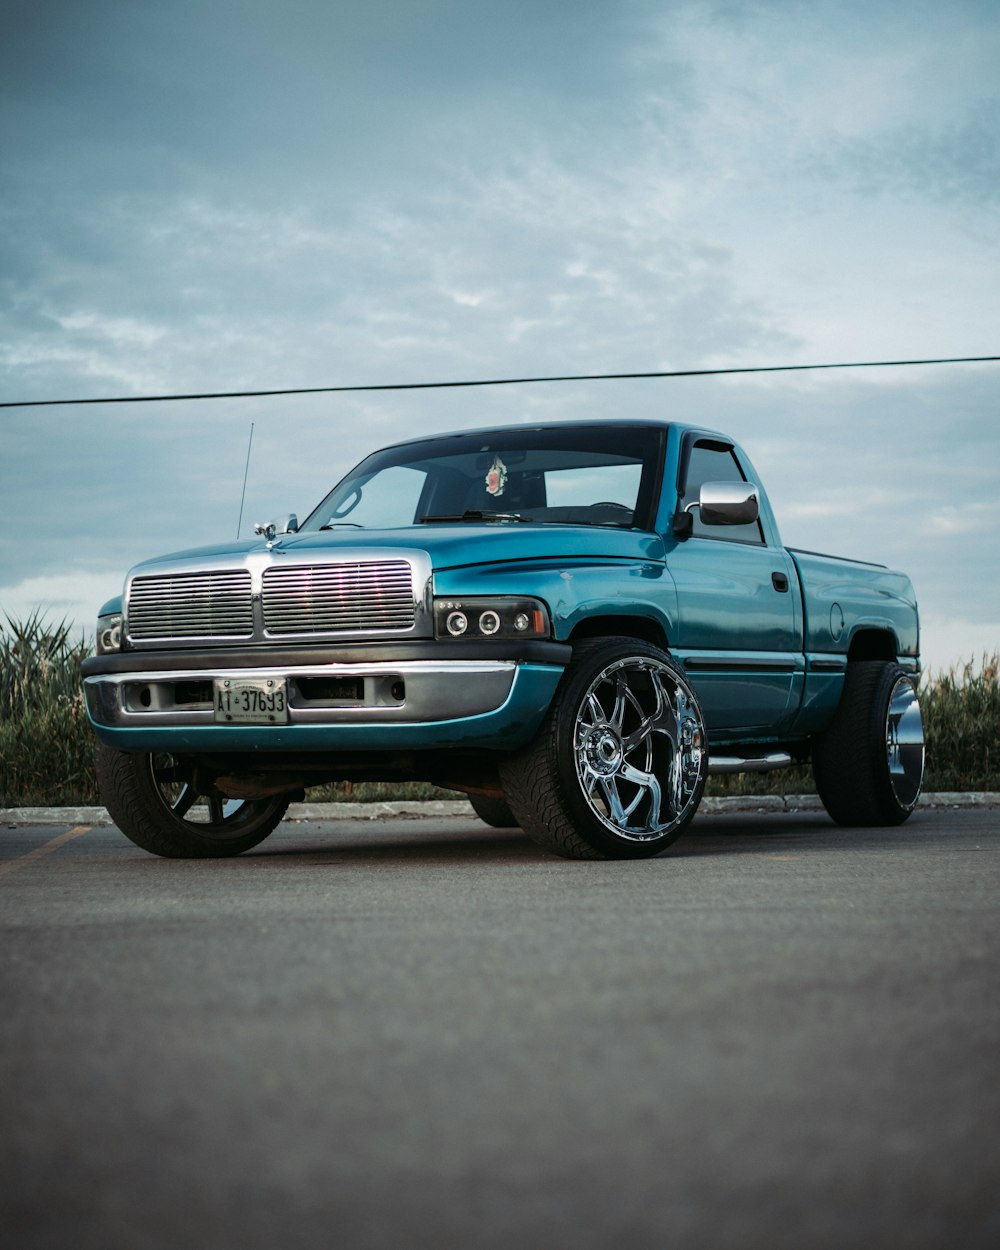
84, 419, 924, 860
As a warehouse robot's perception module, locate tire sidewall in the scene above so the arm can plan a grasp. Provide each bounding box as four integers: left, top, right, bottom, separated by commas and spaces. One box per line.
814, 661, 924, 826
468, 792, 520, 829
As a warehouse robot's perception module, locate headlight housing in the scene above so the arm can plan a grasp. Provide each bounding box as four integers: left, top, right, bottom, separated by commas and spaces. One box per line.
433, 597, 551, 641
96, 612, 123, 655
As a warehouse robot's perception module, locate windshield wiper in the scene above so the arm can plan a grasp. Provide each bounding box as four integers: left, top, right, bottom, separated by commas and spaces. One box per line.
319, 522, 364, 529
566, 519, 633, 529
420, 509, 533, 524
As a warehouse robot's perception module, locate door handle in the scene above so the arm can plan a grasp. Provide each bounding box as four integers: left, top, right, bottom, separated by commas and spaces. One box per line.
772, 572, 789, 593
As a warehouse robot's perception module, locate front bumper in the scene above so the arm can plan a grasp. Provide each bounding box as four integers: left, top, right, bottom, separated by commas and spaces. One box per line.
82, 640, 570, 753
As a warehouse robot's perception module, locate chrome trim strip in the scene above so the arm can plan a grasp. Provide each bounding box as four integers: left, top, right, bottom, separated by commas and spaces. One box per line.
82, 638, 573, 675
88, 661, 516, 683
682, 657, 799, 673
808, 657, 847, 672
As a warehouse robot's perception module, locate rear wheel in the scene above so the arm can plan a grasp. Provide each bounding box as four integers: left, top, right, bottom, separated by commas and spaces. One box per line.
500, 638, 707, 860
95, 742, 290, 857
813, 661, 925, 826
469, 793, 520, 828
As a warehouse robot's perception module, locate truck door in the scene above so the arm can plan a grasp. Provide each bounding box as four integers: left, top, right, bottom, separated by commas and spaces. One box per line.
665, 436, 802, 733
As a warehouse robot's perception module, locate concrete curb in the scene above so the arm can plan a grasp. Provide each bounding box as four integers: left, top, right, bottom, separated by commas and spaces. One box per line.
3, 793, 998, 827
699, 792, 1000, 814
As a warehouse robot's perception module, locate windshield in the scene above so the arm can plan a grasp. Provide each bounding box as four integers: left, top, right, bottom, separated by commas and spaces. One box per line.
301, 425, 664, 532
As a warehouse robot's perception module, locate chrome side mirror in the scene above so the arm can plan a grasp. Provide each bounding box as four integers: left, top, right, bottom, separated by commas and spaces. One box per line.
691, 482, 759, 526
673, 482, 760, 535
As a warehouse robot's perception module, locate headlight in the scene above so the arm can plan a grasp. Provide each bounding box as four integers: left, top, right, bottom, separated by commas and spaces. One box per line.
96, 612, 123, 655
433, 597, 550, 641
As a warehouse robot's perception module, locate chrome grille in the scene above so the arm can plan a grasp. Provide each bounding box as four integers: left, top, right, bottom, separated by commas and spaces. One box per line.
128, 571, 253, 640
263, 561, 415, 634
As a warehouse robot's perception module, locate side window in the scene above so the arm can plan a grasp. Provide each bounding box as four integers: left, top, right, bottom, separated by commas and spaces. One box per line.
680, 441, 764, 544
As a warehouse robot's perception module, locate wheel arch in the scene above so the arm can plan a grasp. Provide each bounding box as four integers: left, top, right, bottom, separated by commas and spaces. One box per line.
567, 614, 669, 651
846, 628, 898, 663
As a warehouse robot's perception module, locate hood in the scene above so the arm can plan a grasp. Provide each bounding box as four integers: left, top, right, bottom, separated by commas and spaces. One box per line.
128, 523, 665, 576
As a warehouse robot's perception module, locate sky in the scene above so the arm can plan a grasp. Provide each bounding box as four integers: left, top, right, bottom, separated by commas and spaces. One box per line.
1, 0, 998, 674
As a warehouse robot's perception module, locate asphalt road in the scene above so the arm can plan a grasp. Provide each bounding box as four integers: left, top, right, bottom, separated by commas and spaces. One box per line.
2, 808, 998, 1250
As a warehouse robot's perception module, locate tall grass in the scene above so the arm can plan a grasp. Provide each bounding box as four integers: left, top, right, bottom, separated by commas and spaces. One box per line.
1, 612, 98, 805
921, 654, 999, 791
1, 613, 997, 806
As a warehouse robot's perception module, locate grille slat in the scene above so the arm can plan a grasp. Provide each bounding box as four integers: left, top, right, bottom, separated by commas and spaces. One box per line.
263, 562, 414, 634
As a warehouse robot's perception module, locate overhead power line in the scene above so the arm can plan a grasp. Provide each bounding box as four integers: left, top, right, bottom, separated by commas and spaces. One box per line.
1, 354, 998, 410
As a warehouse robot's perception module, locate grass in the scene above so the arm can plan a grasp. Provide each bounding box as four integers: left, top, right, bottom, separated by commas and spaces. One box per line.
0, 612, 98, 806
1, 612, 997, 806
921, 654, 999, 791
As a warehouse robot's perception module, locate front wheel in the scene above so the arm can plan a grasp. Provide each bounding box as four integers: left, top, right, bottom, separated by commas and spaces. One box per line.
812, 661, 925, 826
95, 742, 290, 857
500, 638, 707, 859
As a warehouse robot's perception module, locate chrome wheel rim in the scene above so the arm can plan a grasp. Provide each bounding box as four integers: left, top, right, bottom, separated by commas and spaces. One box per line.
886, 677, 925, 810
574, 657, 705, 841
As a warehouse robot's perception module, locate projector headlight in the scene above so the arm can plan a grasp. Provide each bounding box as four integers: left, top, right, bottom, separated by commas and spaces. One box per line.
96, 611, 123, 655
433, 597, 551, 641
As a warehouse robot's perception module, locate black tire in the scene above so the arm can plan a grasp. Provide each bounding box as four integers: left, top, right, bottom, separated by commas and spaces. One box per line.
499, 637, 707, 860
95, 741, 290, 858
813, 661, 925, 826
468, 793, 520, 829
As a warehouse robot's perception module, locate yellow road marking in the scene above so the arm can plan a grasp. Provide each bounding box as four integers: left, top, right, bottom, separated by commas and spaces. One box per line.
0, 825, 91, 879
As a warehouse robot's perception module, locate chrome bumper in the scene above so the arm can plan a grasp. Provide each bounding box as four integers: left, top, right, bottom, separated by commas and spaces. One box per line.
84, 659, 522, 730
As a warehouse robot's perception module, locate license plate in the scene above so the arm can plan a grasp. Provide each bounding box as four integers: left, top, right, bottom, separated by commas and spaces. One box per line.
214, 678, 289, 724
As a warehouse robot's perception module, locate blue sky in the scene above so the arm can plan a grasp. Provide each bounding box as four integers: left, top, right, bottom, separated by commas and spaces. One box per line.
2, 0, 998, 671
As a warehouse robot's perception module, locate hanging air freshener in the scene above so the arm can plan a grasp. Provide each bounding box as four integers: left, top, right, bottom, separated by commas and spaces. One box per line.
485, 456, 508, 497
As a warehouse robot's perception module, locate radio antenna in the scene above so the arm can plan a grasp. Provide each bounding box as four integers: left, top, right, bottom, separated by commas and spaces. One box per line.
236, 422, 254, 538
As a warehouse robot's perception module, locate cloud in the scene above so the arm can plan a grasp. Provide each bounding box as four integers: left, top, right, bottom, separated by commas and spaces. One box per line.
922, 502, 1000, 537
0, 568, 123, 636
1, 0, 998, 671
919, 614, 1000, 676
814, 101, 1000, 216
